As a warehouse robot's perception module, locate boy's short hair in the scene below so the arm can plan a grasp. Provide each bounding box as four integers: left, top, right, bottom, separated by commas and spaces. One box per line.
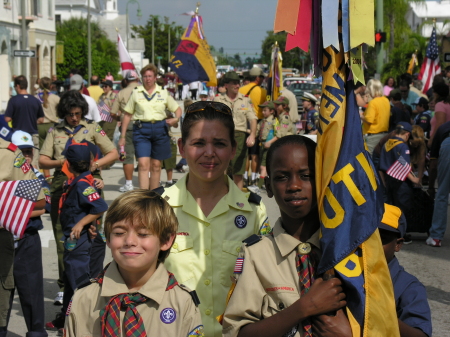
266, 135, 316, 176
104, 190, 178, 263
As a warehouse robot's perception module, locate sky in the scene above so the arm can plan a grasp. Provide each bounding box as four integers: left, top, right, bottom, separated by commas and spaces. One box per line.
117, 0, 276, 57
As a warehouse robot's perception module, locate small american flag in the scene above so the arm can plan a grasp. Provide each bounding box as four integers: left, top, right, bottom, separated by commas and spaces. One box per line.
234, 257, 244, 274
98, 100, 114, 123
0, 179, 43, 238
419, 27, 441, 93
386, 155, 411, 181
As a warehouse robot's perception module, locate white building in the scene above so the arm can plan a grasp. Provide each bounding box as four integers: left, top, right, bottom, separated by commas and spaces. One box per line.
407, 1, 450, 37
0, 0, 56, 111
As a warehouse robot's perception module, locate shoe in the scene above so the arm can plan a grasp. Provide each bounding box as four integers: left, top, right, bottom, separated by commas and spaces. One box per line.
426, 237, 442, 247
119, 184, 134, 192
403, 234, 412, 245
247, 184, 260, 195
250, 179, 257, 186
46, 312, 65, 330
175, 165, 185, 173
53, 292, 63, 305
165, 181, 175, 188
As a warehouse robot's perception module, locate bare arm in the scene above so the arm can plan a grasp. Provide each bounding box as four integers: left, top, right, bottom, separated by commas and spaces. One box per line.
37, 117, 44, 124
118, 113, 132, 147
4, 116, 11, 123
91, 149, 119, 171
71, 212, 105, 239
398, 319, 428, 337
428, 111, 446, 147
39, 154, 64, 170
246, 119, 257, 147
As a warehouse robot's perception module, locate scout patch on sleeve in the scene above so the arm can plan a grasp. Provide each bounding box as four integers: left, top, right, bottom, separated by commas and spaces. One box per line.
259, 217, 271, 235
83, 186, 97, 196
48, 127, 54, 133
188, 325, 205, 336
21, 161, 31, 173
233, 257, 244, 274
14, 152, 26, 168
95, 124, 106, 136
87, 192, 101, 202
43, 187, 51, 203
65, 300, 72, 316
0, 127, 10, 138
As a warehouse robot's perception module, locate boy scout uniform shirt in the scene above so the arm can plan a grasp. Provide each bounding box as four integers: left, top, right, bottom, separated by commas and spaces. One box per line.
99, 91, 117, 109
162, 174, 270, 337
111, 80, 138, 125
124, 84, 179, 122
222, 218, 320, 337
257, 115, 275, 141
214, 93, 257, 133
64, 261, 204, 337
379, 137, 411, 180
275, 112, 295, 138
40, 119, 115, 161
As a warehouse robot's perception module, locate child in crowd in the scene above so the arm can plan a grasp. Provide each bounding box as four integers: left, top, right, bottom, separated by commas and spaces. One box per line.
64, 190, 203, 336
378, 204, 432, 337
222, 135, 349, 337
273, 96, 296, 139
256, 101, 276, 189
162, 110, 179, 187
46, 142, 108, 332
414, 97, 432, 138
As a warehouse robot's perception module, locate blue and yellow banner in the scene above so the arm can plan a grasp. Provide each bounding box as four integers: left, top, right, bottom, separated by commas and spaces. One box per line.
316, 44, 400, 337
169, 15, 217, 87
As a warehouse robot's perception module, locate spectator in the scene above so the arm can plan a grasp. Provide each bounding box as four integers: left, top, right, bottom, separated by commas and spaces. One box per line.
189, 80, 199, 100
388, 89, 410, 131
105, 71, 114, 82
399, 80, 419, 111
383, 77, 396, 97
9, 75, 16, 97
428, 82, 450, 148
87, 76, 103, 103
414, 97, 432, 138
70, 75, 101, 122
4, 75, 44, 168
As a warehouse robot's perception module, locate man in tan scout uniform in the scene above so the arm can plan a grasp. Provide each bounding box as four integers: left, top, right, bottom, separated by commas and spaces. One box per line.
98, 79, 117, 142
214, 71, 257, 189
0, 133, 45, 334
111, 70, 139, 192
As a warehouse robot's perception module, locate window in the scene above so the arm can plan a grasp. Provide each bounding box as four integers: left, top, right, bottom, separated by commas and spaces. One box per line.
48, 0, 52, 17
30, 0, 41, 16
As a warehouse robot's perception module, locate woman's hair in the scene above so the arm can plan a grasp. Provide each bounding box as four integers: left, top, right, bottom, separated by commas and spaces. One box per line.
384, 77, 395, 87
433, 82, 450, 104
57, 90, 89, 119
140, 64, 158, 78
181, 103, 236, 147
105, 190, 178, 263
266, 135, 317, 177
409, 125, 426, 166
39, 77, 51, 109
366, 79, 384, 98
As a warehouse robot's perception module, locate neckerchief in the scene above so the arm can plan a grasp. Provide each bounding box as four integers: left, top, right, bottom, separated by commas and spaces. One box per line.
58, 172, 95, 214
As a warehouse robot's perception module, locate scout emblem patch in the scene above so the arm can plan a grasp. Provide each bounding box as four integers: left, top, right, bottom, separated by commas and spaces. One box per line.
95, 125, 106, 136
83, 129, 89, 134
188, 325, 205, 336
0, 127, 9, 138
259, 217, 271, 235
160, 308, 176, 324
83, 186, 96, 196
43, 187, 51, 203
21, 135, 29, 142
14, 153, 26, 168
48, 127, 53, 133
21, 161, 31, 173
235, 215, 247, 228
234, 257, 244, 274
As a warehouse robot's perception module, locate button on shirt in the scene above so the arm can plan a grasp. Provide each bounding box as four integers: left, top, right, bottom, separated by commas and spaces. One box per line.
388, 257, 432, 337
214, 93, 257, 133
64, 261, 203, 337
222, 218, 320, 337
124, 85, 179, 122
162, 174, 270, 337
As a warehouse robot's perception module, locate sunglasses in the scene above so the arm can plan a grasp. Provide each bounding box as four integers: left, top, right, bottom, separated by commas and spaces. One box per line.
185, 101, 232, 116
66, 112, 82, 117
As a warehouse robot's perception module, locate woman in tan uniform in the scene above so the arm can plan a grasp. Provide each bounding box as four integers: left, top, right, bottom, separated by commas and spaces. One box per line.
39, 90, 118, 306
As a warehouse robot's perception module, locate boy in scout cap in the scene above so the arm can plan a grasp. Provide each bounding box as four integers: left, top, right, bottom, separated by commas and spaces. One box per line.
256, 101, 276, 189
378, 204, 432, 337
302, 92, 319, 134
222, 135, 349, 337
273, 96, 296, 138
64, 190, 204, 337
46, 141, 108, 332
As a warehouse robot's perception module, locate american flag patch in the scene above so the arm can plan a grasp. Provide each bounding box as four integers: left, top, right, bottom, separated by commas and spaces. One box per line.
234, 258, 244, 274
66, 300, 72, 316
386, 156, 411, 181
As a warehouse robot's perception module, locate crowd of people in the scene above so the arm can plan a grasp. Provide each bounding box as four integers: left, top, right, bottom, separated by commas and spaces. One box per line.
0, 64, 445, 337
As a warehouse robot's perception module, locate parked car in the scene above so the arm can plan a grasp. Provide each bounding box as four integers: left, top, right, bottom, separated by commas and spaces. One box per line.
286, 81, 322, 114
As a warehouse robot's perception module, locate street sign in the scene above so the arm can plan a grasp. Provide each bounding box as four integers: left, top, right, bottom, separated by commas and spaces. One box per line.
14, 50, 36, 58
445, 53, 450, 62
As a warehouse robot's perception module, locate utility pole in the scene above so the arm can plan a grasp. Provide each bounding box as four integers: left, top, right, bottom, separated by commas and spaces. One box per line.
88, 0, 92, 81
20, 0, 27, 75
376, 0, 384, 75
152, 17, 155, 65
165, 17, 170, 72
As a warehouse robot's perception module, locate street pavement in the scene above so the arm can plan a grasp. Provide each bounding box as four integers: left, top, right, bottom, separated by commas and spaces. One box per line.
5, 131, 450, 336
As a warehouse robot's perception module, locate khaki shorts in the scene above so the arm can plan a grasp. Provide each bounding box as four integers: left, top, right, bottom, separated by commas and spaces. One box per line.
118, 125, 135, 165
231, 131, 247, 175
259, 145, 268, 167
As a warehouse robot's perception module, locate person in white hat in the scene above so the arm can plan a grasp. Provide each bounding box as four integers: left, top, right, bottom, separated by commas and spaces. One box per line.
302, 92, 319, 135
199, 90, 209, 101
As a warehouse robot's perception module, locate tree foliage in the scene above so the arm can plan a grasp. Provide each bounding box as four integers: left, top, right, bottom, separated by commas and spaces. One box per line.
132, 15, 185, 70
56, 18, 119, 80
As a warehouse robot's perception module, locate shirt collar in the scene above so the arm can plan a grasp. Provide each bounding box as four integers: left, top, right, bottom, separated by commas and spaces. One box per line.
56, 119, 89, 129
273, 218, 320, 257
136, 84, 162, 93
387, 256, 401, 280
101, 261, 169, 305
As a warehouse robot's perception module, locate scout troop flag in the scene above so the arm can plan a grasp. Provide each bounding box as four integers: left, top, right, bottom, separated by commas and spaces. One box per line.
273, 0, 400, 335
169, 7, 217, 87
268, 42, 283, 101
419, 26, 441, 93
0, 179, 43, 238
98, 100, 114, 123
117, 32, 137, 77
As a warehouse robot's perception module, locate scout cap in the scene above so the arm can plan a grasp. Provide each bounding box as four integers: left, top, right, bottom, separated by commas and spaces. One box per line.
11, 130, 38, 149
64, 141, 93, 164
249, 67, 264, 77
379, 204, 406, 238
312, 88, 321, 95
70, 74, 84, 91
125, 70, 138, 81
258, 101, 275, 110
301, 92, 317, 103
396, 121, 413, 133
101, 80, 113, 87
223, 71, 240, 83
199, 90, 208, 96
273, 96, 289, 105
415, 97, 428, 106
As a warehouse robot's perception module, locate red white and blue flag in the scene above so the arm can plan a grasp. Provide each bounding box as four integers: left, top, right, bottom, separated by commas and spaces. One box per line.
98, 100, 113, 123
386, 156, 411, 181
0, 179, 43, 238
419, 27, 441, 93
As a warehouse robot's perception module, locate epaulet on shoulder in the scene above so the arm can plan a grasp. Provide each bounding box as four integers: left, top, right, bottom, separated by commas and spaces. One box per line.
245, 94, 249, 97
178, 284, 201, 307
7, 143, 17, 152
152, 186, 165, 196
77, 278, 95, 290
247, 191, 261, 205
134, 86, 138, 90
243, 234, 261, 247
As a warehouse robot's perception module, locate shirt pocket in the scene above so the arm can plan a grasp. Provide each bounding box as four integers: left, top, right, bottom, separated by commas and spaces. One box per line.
263, 289, 300, 318
220, 240, 242, 287
169, 236, 195, 283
